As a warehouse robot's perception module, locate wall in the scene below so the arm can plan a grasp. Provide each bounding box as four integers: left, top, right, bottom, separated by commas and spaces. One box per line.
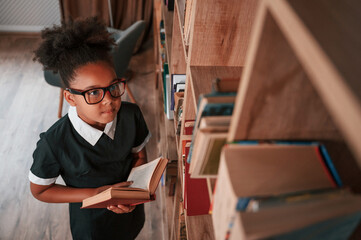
0, 0, 61, 32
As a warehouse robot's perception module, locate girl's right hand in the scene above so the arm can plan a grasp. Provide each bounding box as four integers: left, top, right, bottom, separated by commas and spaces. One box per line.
107, 204, 136, 214
95, 181, 135, 214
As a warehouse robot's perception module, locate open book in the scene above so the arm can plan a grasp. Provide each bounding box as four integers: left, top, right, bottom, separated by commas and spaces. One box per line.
81, 157, 168, 208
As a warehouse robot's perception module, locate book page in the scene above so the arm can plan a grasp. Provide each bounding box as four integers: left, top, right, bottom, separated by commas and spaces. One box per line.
127, 158, 161, 191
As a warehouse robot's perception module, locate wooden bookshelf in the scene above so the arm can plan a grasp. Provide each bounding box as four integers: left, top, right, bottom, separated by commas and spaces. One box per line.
154, 0, 259, 239
154, 0, 361, 238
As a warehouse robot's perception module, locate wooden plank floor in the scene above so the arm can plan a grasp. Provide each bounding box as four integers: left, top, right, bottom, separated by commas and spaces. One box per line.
0, 33, 167, 240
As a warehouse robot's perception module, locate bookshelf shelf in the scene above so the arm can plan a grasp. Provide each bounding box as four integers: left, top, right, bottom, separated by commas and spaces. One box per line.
169, 1, 186, 75
187, 0, 258, 67
189, 66, 243, 112
174, 0, 188, 66
185, 214, 214, 240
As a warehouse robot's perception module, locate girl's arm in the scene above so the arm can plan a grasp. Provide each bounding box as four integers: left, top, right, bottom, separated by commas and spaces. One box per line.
132, 147, 147, 167
30, 181, 135, 214
30, 146, 147, 203
30, 181, 132, 203
30, 148, 147, 212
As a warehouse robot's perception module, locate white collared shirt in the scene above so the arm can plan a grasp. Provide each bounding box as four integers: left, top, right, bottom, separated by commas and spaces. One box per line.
68, 106, 117, 146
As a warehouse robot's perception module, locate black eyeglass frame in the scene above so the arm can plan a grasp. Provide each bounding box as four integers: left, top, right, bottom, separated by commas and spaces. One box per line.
66, 78, 126, 105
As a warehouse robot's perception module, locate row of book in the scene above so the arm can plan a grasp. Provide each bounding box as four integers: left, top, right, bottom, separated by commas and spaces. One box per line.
212, 142, 361, 239
180, 79, 361, 238
181, 78, 240, 216
159, 19, 186, 120
162, 67, 186, 120
187, 78, 239, 178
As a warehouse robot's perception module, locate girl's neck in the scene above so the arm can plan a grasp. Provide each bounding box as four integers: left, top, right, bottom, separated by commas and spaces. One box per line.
78, 114, 106, 131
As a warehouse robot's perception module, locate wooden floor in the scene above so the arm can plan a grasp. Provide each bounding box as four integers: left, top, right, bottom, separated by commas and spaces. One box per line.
0, 33, 167, 240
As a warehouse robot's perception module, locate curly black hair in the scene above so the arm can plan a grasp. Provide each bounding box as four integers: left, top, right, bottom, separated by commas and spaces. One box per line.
33, 17, 115, 88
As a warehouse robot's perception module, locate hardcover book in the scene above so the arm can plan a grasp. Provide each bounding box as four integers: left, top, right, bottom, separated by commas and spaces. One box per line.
82, 157, 168, 208
212, 143, 361, 240
189, 116, 232, 178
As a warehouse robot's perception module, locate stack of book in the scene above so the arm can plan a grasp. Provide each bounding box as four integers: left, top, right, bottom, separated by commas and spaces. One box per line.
212, 142, 361, 240
179, 78, 240, 216
187, 78, 240, 179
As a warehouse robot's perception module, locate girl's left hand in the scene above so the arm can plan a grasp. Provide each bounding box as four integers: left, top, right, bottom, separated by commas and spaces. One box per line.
107, 204, 136, 214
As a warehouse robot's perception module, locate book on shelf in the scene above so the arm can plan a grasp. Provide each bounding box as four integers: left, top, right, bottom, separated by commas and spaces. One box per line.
82, 157, 168, 208
212, 142, 361, 240
189, 116, 232, 178
174, 92, 184, 135
198, 115, 232, 129
189, 126, 228, 178
165, 73, 173, 119
171, 74, 186, 110
174, 91, 184, 112
183, 120, 195, 135
228, 196, 361, 240
268, 211, 361, 240
175, 83, 185, 92
161, 63, 173, 119
186, 93, 236, 164
182, 140, 211, 216
162, 62, 169, 114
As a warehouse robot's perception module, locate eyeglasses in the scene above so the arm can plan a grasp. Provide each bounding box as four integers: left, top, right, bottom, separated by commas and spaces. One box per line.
66, 78, 126, 105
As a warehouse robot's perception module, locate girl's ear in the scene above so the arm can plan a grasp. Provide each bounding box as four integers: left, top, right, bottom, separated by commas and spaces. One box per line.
64, 90, 76, 106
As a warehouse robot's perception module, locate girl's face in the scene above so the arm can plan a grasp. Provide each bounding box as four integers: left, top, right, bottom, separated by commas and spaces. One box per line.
64, 61, 122, 130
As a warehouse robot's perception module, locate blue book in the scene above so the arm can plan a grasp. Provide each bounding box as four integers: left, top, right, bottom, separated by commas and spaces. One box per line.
270, 212, 361, 240
319, 145, 343, 187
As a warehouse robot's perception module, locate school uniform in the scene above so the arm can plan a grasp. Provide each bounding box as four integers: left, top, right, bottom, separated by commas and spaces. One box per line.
29, 102, 151, 240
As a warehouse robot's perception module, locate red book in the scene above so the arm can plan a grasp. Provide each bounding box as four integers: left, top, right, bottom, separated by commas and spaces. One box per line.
184, 120, 195, 135
182, 140, 211, 216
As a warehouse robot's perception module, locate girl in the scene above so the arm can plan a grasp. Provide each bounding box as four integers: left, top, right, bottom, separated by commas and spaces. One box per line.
29, 17, 151, 239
